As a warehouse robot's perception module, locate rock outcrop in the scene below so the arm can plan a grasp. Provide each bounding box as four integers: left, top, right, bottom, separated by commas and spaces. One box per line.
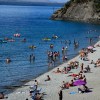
51, 0, 100, 24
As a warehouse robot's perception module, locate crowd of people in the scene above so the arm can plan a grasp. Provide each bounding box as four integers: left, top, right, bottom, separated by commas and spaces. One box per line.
1, 34, 100, 100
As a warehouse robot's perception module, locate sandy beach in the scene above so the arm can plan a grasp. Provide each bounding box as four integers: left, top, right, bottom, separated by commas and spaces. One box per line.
2, 40, 100, 100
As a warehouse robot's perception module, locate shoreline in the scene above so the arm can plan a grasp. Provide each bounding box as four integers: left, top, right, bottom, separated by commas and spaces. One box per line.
3, 50, 79, 94
4, 40, 100, 100
3, 52, 78, 94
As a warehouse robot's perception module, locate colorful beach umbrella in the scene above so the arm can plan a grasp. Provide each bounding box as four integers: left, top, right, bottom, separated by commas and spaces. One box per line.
73, 80, 86, 86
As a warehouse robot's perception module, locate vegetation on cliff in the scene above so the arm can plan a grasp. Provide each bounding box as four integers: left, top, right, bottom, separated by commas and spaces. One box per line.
52, 0, 100, 23
64, 0, 100, 12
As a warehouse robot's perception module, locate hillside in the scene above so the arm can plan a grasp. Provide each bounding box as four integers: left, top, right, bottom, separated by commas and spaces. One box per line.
51, 0, 100, 24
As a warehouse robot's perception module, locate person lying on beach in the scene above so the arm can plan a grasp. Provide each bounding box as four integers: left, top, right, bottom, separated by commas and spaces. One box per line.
45, 75, 51, 81
96, 44, 100, 47
68, 71, 82, 78
68, 61, 79, 69
60, 81, 69, 89
68, 73, 79, 77
96, 59, 100, 66
66, 66, 71, 72
73, 73, 84, 80
83, 65, 91, 73
93, 59, 100, 67
53, 68, 61, 73
61, 67, 68, 74
35, 93, 43, 100
83, 57, 89, 61
78, 74, 83, 79
78, 84, 90, 93
90, 60, 95, 64
31, 91, 44, 100
68, 80, 74, 87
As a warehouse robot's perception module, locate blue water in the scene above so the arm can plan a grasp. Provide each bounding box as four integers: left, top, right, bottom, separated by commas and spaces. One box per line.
0, 5, 100, 93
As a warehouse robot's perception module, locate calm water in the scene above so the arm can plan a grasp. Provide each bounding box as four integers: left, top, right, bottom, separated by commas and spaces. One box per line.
0, 5, 100, 93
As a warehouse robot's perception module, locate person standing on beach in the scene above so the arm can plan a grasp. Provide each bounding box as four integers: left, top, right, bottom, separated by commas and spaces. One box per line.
80, 63, 84, 72
58, 89, 63, 100
34, 80, 38, 90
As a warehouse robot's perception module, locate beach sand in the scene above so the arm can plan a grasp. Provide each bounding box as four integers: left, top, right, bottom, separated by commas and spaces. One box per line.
3, 41, 100, 100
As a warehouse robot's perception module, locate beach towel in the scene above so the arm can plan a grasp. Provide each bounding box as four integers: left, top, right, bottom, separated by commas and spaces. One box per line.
69, 91, 78, 94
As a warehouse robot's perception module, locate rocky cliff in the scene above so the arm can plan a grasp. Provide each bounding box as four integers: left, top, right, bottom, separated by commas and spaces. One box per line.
51, 0, 100, 24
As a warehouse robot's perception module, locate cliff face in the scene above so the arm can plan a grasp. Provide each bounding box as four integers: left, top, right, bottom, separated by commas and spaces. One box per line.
51, 1, 100, 24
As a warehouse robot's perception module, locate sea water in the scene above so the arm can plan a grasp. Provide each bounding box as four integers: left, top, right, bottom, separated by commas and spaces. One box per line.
0, 5, 100, 93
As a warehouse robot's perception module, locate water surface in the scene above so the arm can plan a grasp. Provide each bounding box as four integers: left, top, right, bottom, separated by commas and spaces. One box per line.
0, 5, 100, 93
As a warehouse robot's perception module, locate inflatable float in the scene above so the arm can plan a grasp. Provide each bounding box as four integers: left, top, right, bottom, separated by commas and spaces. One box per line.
29, 45, 36, 49
42, 38, 51, 41
14, 33, 21, 37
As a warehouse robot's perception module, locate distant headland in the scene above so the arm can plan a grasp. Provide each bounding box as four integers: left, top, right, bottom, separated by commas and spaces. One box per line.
51, 0, 100, 24
0, 1, 64, 6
